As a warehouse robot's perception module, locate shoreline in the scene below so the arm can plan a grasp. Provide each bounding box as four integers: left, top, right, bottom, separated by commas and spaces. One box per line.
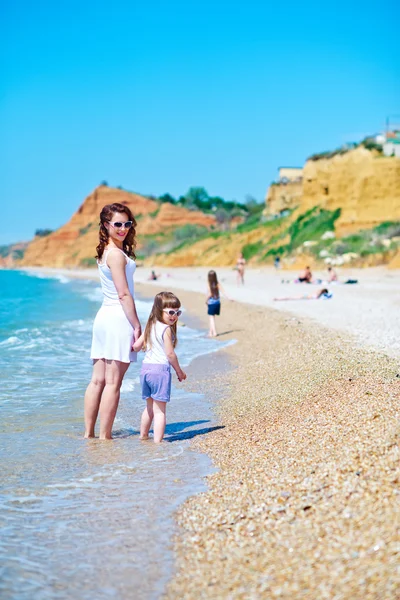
15, 267, 400, 597
19, 265, 400, 360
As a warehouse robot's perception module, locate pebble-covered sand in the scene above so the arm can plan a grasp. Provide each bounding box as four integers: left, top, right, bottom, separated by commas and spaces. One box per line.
20, 268, 400, 598
136, 286, 400, 600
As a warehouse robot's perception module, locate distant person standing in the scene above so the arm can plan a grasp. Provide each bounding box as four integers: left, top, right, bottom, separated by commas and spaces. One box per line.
148, 270, 160, 281
274, 256, 281, 270
84, 203, 141, 440
206, 270, 229, 337
236, 252, 246, 285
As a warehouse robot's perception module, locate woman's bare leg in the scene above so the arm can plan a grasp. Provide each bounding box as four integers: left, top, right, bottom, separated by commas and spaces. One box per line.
99, 360, 129, 440
140, 398, 154, 440
153, 400, 167, 443
84, 359, 106, 438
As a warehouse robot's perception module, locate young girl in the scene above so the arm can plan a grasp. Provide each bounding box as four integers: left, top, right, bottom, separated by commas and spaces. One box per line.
133, 292, 186, 443
206, 270, 229, 337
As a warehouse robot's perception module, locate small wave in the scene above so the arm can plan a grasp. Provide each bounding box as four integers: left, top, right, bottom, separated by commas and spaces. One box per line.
120, 377, 140, 393
150, 445, 184, 461
23, 271, 70, 283
60, 319, 92, 331
83, 290, 103, 303
0, 336, 20, 346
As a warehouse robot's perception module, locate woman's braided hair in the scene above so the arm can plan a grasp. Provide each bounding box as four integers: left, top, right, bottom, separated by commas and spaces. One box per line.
95, 203, 137, 261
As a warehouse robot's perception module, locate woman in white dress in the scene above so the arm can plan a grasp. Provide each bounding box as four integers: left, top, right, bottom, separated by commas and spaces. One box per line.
84, 203, 141, 439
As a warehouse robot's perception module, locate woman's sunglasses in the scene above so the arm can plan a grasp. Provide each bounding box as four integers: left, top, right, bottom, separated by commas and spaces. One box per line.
108, 221, 133, 229
163, 309, 182, 317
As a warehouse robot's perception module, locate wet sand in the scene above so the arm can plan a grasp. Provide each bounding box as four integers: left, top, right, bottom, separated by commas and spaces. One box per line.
21, 268, 400, 598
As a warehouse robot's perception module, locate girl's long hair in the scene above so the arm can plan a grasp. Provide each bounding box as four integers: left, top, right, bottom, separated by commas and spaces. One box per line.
95, 203, 137, 261
208, 270, 219, 298
143, 292, 181, 350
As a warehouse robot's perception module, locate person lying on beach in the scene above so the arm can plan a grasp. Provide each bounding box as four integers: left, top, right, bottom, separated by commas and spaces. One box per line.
274, 288, 333, 301
133, 291, 186, 443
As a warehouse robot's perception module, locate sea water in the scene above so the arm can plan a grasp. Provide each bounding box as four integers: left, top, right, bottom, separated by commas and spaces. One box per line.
0, 269, 232, 600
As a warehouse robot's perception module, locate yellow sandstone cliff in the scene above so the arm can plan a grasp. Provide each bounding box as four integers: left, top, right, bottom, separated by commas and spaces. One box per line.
265, 148, 400, 234
20, 149, 400, 269
301, 147, 400, 235
264, 181, 303, 216
20, 185, 216, 267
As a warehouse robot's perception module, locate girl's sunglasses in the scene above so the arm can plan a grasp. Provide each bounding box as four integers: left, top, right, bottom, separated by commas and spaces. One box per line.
108, 221, 133, 229
163, 309, 182, 317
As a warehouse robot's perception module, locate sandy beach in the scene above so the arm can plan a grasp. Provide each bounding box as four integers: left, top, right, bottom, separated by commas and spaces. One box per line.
154, 283, 400, 599
24, 265, 400, 360
21, 266, 400, 598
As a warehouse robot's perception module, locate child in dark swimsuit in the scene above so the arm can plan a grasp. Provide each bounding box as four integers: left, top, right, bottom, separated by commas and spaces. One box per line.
206, 270, 229, 337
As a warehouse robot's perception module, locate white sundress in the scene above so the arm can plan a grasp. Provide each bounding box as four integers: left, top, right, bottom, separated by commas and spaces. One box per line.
90, 248, 137, 363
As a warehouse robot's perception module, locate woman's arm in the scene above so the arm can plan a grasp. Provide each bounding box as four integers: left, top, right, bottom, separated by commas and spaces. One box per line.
206, 285, 212, 303
163, 328, 186, 381
107, 251, 141, 338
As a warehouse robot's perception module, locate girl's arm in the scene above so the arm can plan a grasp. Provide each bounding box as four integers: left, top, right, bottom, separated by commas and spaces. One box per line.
163, 328, 186, 382
205, 285, 212, 303
107, 251, 141, 340
132, 332, 144, 352
218, 283, 231, 300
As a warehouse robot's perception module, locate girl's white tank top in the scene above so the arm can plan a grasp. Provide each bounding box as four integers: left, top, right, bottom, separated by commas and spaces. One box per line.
143, 321, 170, 365
98, 248, 136, 307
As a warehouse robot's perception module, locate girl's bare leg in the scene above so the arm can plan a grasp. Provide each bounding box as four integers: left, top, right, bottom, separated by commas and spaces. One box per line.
84, 359, 106, 438
140, 398, 154, 439
99, 360, 129, 440
208, 315, 217, 337
153, 400, 167, 443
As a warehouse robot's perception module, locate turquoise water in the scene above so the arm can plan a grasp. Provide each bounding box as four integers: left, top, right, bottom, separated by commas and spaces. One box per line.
0, 269, 230, 600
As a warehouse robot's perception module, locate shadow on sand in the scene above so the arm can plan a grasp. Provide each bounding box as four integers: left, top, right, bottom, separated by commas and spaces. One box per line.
113, 420, 224, 442
165, 422, 224, 442
215, 329, 243, 337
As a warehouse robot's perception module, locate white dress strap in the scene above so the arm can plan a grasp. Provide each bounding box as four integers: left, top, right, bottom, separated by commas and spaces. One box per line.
103, 247, 128, 267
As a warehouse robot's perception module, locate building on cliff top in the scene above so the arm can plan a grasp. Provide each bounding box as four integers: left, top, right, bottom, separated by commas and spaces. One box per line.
383, 131, 400, 158
278, 166, 303, 183
264, 167, 303, 217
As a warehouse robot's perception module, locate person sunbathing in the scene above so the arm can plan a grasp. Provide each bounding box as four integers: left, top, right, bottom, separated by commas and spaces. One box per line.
274, 288, 333, 301
296, 266, 313, 283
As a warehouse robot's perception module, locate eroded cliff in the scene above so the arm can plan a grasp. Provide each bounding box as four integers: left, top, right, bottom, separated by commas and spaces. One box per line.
20, 186, 216, 267
301, 148, 400, 235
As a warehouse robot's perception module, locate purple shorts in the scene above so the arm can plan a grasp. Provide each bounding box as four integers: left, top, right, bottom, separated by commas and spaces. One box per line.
140, 363, 172, 403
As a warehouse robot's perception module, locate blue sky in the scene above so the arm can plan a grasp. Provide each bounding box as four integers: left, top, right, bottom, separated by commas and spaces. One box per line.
1, 0, 399, 244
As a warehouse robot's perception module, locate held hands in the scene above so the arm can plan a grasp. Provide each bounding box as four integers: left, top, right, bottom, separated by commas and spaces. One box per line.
132, 328, 144, 352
